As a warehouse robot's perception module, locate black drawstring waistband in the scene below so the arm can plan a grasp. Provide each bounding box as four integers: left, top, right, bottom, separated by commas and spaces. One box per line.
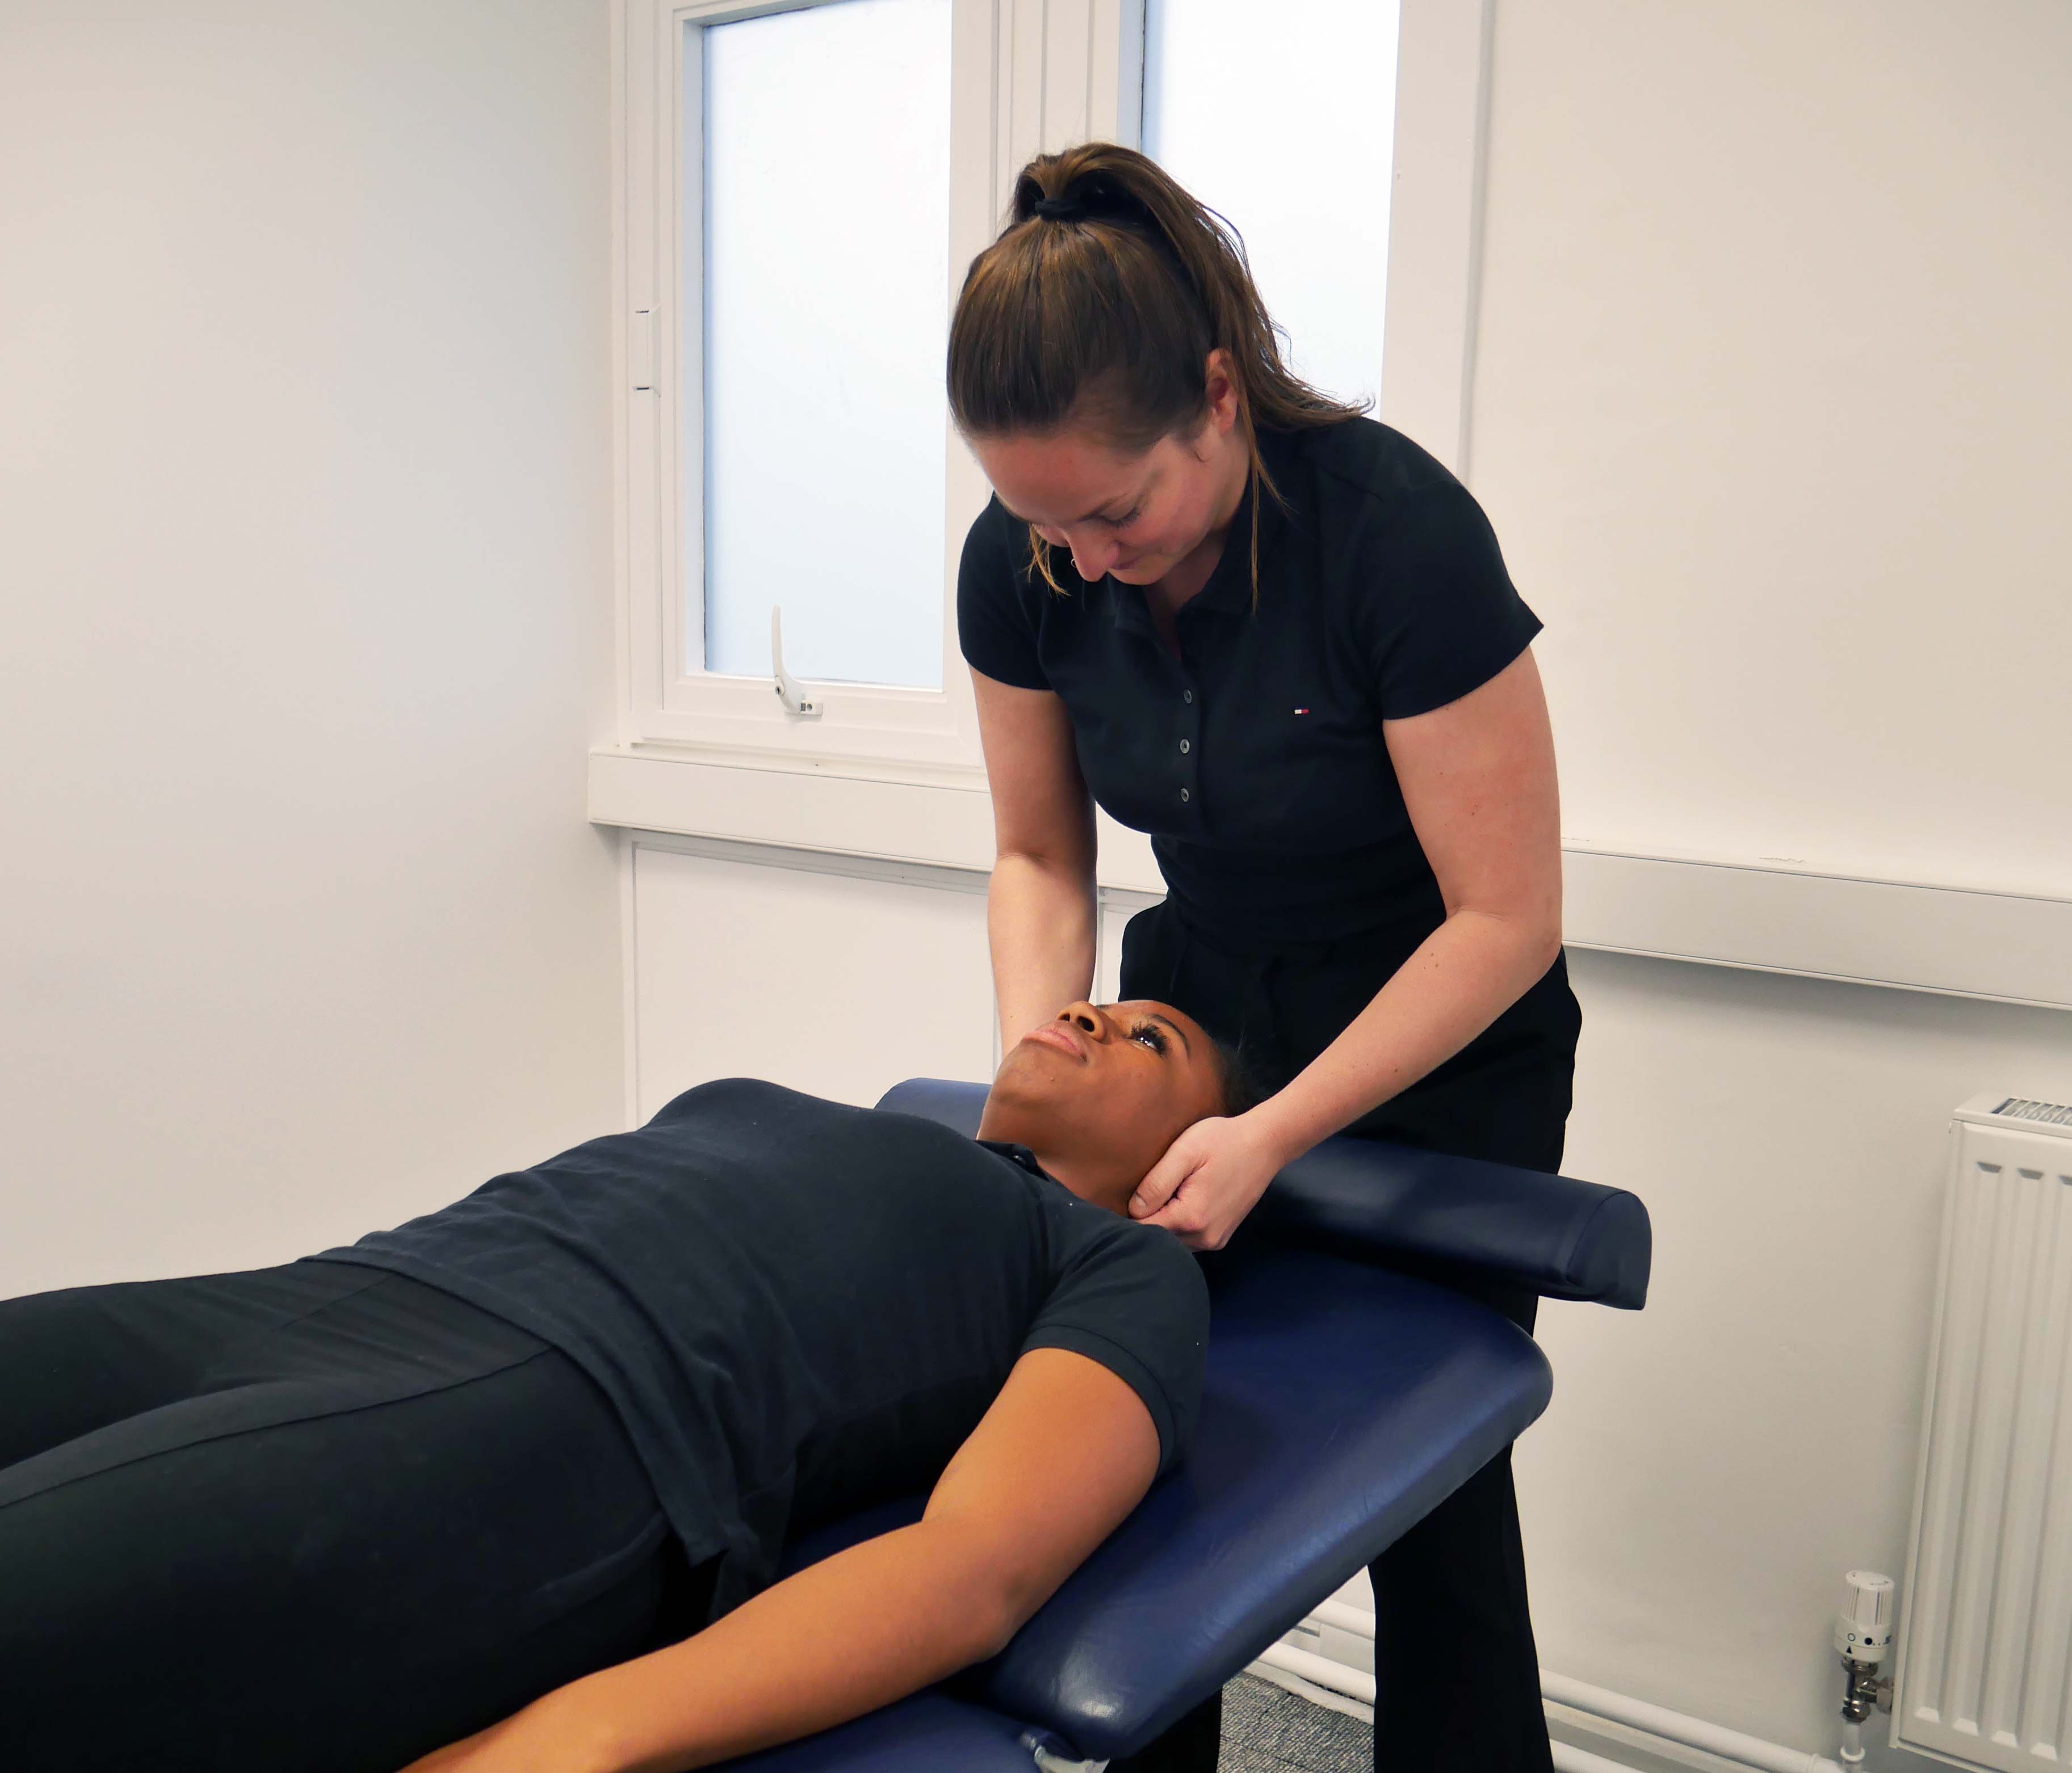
1159, 903, 1348, 1082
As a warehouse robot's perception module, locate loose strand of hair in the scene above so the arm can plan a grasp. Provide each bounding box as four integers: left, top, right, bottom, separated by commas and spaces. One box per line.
1026, 529, 1069, 597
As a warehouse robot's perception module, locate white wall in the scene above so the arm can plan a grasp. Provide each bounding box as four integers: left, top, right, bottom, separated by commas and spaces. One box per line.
1528, 958, 2070, 1767
1475, 0, 2072, 896
1470, 3, 2072, 1764
629, 839, 994, 1119
0, 0, 623, 1295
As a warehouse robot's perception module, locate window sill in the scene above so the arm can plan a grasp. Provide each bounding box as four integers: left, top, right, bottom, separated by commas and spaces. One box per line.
590, 748, 2072, 1013
586, 743, 1166, 892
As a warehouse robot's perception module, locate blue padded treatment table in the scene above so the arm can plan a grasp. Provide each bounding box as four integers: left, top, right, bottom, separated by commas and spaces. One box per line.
722, 1079, 1652, 1773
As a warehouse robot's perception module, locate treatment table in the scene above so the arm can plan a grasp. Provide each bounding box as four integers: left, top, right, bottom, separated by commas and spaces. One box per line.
725, 1078, 1652, 1773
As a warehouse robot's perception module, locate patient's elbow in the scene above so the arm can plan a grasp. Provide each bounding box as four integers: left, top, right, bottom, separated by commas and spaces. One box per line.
918, 1522, 1071, 1665
967, 1586, 1033, 1663
966, 1612, 1018, 1666
964, 1572, 1054, 1665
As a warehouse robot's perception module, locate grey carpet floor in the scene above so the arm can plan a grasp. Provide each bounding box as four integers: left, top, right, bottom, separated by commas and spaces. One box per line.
1219, 1674, 1369, 1772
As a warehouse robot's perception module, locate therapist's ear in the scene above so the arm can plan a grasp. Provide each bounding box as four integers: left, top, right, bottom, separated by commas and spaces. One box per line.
1201, 348, 1242, 436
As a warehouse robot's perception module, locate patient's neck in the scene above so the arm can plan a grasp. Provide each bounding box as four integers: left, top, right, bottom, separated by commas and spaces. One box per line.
1017, 1144, 1135, 1217
978, 1102, 1143, 1217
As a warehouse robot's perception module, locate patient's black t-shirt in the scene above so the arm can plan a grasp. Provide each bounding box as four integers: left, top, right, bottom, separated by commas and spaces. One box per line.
308, 1079, 1208, 1620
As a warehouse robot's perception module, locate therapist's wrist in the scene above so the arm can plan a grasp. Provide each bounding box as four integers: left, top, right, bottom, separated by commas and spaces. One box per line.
1246, 1055, 1390, 1168
1234, 1099, 1318, 1177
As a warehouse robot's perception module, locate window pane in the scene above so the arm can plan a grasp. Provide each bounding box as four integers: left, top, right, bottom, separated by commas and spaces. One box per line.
1142, 0, 1399, 412
696, 0, 951, 689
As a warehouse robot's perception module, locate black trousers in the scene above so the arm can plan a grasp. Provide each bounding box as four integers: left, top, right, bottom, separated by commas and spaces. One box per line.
0, 1261, 713, 1773
1114, 899, 1581, 1773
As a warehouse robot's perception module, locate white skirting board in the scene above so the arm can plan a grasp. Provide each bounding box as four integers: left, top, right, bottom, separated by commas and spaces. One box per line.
1243, 1656, 1793, 1773
590, 749, 2072, 1013
1241, 1656, 1375, 1724
1272, 1603, 1844, 1773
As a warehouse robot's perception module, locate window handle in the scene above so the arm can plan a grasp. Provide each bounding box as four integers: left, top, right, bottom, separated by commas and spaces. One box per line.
630, 306, 655, 393
770, 606, 820, 717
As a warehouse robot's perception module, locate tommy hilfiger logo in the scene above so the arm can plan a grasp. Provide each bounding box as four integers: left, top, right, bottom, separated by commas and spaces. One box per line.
1293, 708, 1311, 716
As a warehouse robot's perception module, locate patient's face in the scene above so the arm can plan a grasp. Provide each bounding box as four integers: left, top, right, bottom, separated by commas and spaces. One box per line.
978, 999, 1226, 1207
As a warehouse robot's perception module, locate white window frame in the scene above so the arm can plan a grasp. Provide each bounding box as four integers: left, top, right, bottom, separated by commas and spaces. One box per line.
1375, 0, 1497, 478
604, 0, 1493, 792
614, 0, 1147, 774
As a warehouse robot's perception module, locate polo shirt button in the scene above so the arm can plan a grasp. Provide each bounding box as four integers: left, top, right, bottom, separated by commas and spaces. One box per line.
1180, 788, 1190, 804
1184, 690, 1194, 704
1179, 740, 1190, 754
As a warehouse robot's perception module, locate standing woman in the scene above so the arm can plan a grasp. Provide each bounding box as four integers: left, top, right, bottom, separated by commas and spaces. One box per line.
947, 143, 1578, 1773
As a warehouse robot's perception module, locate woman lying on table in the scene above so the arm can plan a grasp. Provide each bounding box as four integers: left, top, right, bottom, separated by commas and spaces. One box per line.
1, 998, 1261, 1773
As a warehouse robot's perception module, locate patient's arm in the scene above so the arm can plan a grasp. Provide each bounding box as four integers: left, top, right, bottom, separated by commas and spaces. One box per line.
402, 1348, 1160, 1773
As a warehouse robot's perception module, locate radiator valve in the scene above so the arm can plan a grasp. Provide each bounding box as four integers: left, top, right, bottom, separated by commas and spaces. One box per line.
1833, 1570, 1895, 1763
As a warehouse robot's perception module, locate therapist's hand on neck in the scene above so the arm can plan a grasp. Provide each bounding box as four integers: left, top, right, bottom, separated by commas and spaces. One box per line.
1125, 1107, 1298, 1253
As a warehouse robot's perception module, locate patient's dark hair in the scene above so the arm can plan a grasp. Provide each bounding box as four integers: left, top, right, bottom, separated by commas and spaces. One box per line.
1205, 1032, 1273, 1120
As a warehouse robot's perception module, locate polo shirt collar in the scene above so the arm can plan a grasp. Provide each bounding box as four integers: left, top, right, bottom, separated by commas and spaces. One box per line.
977, 1138, 1058, 1184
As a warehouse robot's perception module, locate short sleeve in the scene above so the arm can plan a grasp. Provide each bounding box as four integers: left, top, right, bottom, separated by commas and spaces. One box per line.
956, 500, 1051, 691
1353, 478, 1543, 719
1021, 1218, 1210, 1478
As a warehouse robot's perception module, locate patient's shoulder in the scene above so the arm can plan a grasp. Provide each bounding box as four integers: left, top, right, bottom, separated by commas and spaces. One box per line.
1025, 1203, 1210, 1471
647, 1076, 831, 1123
1039, 1188, 1207, 1288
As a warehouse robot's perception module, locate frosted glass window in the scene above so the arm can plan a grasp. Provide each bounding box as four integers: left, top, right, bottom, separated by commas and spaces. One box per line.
1142, 0, 1399, 413
695, 0, 951, 688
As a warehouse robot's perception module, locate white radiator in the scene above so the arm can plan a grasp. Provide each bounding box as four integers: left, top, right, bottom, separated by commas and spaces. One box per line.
1896, 1093, 2072, 1770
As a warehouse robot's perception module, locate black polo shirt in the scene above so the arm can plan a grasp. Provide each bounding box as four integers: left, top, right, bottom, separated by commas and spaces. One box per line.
308, 1079, 1209, 1622
957, 418, 1541, 945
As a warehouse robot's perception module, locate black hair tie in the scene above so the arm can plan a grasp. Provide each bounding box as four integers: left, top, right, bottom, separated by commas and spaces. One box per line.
1033, 194, 1089, 222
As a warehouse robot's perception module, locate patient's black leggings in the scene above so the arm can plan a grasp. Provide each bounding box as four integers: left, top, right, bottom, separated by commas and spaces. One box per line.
0, 1261, 714, 1773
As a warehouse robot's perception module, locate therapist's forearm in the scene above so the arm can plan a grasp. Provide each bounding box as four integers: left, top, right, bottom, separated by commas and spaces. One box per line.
1248, 908, 1562, 1164
988, 852, 1097, 1057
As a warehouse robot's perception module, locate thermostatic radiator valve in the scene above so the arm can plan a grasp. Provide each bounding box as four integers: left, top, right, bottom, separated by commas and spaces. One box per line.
1832, 1570, 1894, 1764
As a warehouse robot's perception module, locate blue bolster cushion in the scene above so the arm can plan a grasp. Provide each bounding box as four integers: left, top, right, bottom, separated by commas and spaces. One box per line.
876, 1077, 1650, 1308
